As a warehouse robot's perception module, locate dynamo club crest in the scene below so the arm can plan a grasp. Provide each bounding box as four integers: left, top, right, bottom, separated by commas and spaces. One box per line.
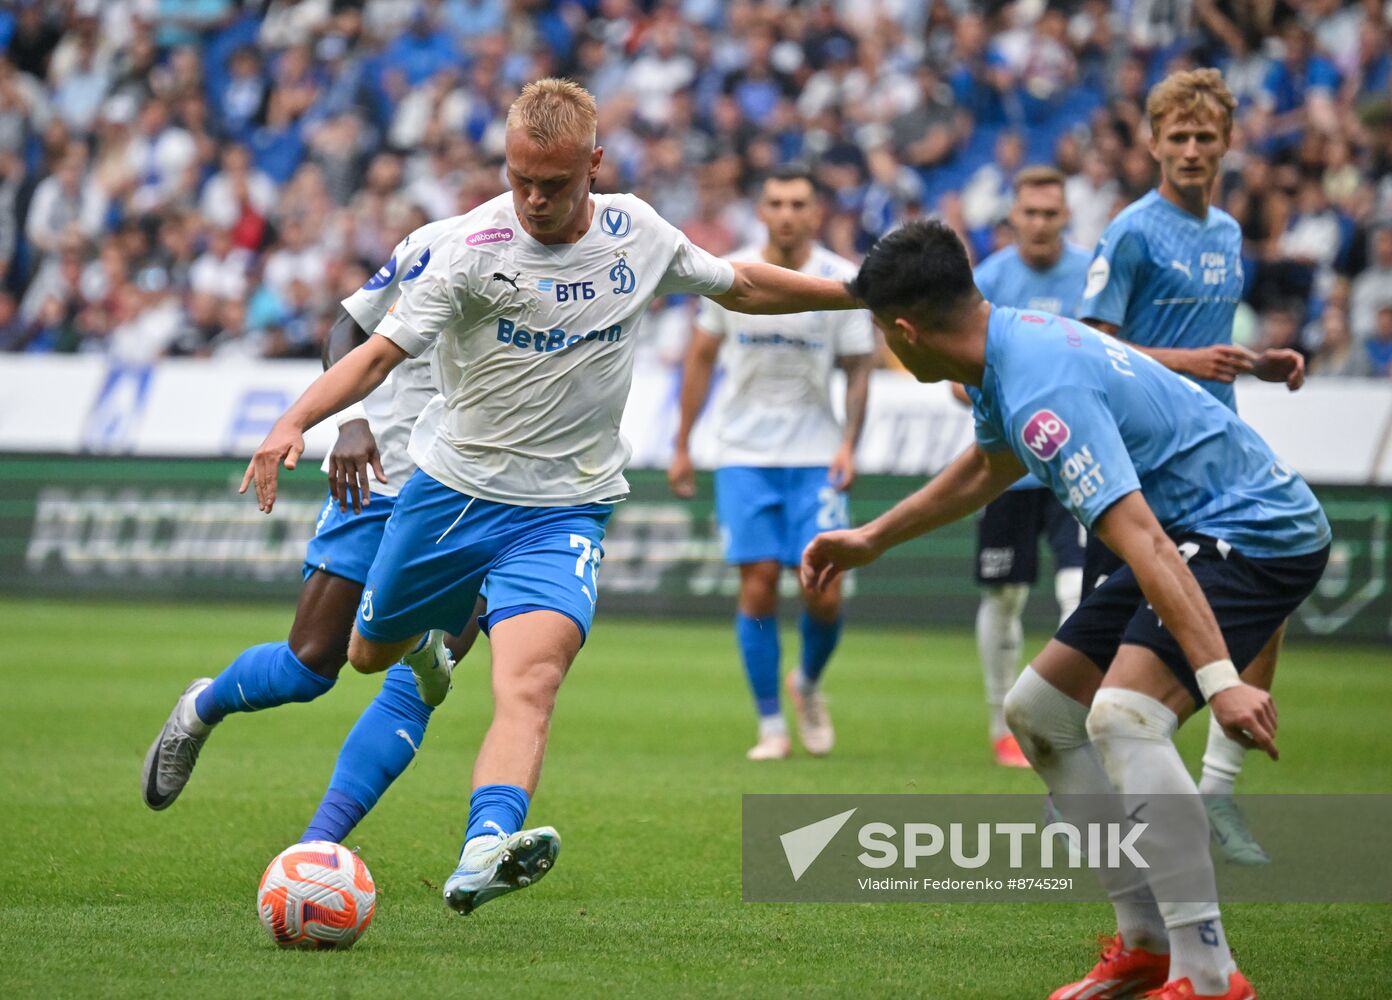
600, 208, 631, 237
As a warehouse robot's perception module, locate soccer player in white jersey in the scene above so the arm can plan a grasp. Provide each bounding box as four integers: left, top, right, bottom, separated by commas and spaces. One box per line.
240, 79, 861, 915
667, 165, 874, 761
143, 215, 489, 845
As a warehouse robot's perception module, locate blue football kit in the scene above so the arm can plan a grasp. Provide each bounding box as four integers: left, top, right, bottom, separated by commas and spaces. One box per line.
1078, 190, 1245, 411
972, 243, 1090, 586
968, 308, 1329, 702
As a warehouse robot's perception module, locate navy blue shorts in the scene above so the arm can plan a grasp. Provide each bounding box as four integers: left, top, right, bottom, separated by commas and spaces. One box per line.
302, 492, 397, 585
1054, 533, 1329, 706
714, 465, 849, 567
976, 487, 1085, 586
1080, 531, 1125, 600
355, 470, 611, 645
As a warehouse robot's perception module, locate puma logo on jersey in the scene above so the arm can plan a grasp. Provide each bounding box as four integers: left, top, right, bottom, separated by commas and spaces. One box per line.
1170, 259, 1193, 279
491, 271, 521, 290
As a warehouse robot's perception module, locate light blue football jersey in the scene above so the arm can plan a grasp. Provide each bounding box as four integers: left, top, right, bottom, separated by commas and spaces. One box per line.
975, 243, 1091, 319
975, 243, 1091, 490
967, 307, 1330, 560
1078, 190, 1244, 410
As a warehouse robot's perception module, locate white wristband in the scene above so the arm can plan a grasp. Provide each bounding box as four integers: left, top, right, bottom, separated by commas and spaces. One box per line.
1195, 658, 1241, 701
334, 403, 368, 428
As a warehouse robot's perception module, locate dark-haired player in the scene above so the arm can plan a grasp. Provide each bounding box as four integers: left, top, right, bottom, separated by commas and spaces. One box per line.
804, 219, 1328, 1000
668, 165, 874, 760
1078, 68, 1305, 863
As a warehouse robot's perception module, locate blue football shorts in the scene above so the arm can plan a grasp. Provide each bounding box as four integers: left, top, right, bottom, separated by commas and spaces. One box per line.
1054, 532, 1329, 706
354, 470, 611, 645
714, 465, 849, 568
303, 492, 397, 585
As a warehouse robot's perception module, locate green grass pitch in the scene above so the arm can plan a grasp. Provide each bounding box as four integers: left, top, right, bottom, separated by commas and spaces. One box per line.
1, 598, 1387, 998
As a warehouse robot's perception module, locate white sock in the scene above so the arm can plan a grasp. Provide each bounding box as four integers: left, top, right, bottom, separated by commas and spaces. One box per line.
1087, 688, 1234, 990
1054, 567, 1082, 625
1197, 712, 1245, 797
977, 584, 1027, 741
1003, 668, 1168, 952
758, 714, 787, 740
180, 692, 212, 735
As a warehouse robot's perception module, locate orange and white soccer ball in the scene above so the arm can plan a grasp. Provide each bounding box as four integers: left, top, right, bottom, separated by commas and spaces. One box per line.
257, 841, 376, 949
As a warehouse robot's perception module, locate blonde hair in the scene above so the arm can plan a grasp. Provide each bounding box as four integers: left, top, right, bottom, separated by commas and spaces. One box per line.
1013, 165, 1066, 193
506, 78, 598, 150
1146, 68, 1237, 138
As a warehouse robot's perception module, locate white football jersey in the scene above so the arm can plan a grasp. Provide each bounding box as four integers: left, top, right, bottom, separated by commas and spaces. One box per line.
327, 215, 459, 496
377, 192, 736, 506
696, 244, 873, 467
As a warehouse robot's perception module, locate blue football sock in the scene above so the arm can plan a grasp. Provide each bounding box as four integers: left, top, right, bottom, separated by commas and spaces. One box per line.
798, 611, 843, 688
735, 612, 781, 717
194, 642, 333, 725
302, 664, 432, 843
464, 784, 531, 846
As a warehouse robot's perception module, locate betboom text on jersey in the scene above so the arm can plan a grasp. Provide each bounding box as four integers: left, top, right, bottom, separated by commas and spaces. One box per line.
496, 317, 624, 353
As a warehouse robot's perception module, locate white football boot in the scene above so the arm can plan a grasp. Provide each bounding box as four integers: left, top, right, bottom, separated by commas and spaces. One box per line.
141, 678, 214, 810
443, 825, 561, 915
403, 629, 454, 708
785, 671, 834, 756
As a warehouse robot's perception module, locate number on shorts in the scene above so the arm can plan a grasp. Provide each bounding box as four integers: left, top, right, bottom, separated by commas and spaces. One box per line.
816, 487, 848, 531
570, 533, 602, 588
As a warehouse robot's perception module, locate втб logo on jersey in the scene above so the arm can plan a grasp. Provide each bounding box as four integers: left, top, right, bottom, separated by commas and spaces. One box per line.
600, 208, 631, 237
1021, 410, 1071, 461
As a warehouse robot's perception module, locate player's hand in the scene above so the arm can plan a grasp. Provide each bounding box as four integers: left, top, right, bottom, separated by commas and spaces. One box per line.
667, 448, 696, 499
240, 418, 305, 514
1184, 344, 1255, 383
328, 419, 386, 514
1209, 683, 1279, 761
801, 526, 882, 592
1252, 348, 1305, 391
828, 442, 856, 492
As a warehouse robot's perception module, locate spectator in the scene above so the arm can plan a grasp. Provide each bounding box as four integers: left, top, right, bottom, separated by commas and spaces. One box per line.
1311, 305, 1370, 376
1368, 305, 1392, 376
1350, 226, 1392, 343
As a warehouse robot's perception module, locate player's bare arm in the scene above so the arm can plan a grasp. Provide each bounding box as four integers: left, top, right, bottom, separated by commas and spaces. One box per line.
1091, 491, 1279, 759
801, 443, 1026, 591
668, 327, 722, 499
709, 260, 858, 315
240, 334, 409, 513
830, 352, 873, 491
321, 307, 387, 514
1085, 318, 1256, 383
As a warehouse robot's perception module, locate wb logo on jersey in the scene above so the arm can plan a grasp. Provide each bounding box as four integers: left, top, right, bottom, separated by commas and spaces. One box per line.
610, 258, 636, 295
600, 208, 631, 237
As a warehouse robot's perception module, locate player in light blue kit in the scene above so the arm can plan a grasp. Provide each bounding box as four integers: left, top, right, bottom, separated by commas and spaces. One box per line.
1078, 70, 1305, 865
242, 80, 861, 915
143, 218, 486, 841
960, 166, 1090, 768
804, 220, 1328, 1000
668, 165, 875, 761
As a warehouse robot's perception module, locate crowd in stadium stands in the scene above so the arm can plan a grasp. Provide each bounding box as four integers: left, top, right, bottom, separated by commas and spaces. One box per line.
0, 0, 1389, 377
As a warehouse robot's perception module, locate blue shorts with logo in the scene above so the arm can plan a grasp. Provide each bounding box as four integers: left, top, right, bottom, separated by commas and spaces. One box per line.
355, 470, 611, 645
303, 492, 397, 585
714, 465, 849, 568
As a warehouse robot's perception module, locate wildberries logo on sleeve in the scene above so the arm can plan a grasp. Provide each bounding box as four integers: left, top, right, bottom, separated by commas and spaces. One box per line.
1021, 410, 1071, 461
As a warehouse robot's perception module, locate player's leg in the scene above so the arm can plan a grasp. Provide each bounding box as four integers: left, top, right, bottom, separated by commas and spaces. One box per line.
1199, 623, 1283, 865
787, 468, 849, 756
1008, 569, 1172, 999
715, 466, 791, 760
1080, 536, 1327, 999
1043, 497, 1086, 625
441, 503, 609, 914
302, 595, 487, 844
142, 495, 390, 810
975, 490, 1039, 767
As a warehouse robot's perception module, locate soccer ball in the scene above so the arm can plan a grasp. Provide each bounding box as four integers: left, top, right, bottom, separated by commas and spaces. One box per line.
256, 841, 376, 949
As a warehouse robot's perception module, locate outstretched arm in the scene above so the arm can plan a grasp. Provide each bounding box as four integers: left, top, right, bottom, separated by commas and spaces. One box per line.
1084, 318, 1256, 383
829, 352, 873, 491
801, 443, 1026, 589
241, 334, 408, 513
1092, 491, 1279, 758
709, 263, 858, 315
